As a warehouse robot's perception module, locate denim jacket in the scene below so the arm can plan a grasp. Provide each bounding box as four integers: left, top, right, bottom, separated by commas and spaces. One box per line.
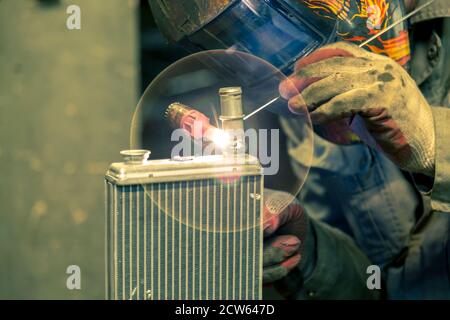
284, 2, 450, 299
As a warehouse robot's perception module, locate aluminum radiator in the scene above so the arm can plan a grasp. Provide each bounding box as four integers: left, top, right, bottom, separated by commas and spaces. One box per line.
105, 151, 263, 300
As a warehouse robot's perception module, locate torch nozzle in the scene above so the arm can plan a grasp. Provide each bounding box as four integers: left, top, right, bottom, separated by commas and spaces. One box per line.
165, 86, 245, 153
165, 102, 215, 140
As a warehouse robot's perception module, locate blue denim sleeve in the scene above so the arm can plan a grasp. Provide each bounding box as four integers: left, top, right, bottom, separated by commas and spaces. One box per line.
296, 207, 450, 299
428, 107, 450, 212
385, 107, 450, 299
386, 212, 450, 299
300, 141, 419, 268
334, 149, 419, 268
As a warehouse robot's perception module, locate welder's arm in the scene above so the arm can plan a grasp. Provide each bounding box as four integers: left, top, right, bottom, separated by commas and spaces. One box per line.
263, 190, 380, 299
413, 106, 450, 212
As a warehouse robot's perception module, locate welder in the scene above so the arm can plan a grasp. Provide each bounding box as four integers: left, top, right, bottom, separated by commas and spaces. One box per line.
149, 0, 450, 299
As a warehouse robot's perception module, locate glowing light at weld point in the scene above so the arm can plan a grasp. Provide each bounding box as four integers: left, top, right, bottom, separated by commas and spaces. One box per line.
209, 128, 231, 149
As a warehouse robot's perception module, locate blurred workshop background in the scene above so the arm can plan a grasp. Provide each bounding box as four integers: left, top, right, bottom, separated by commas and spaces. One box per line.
0, 0, 188, 299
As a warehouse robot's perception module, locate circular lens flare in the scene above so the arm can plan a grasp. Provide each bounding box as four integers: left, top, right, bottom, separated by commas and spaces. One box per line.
130, 50, 313, 232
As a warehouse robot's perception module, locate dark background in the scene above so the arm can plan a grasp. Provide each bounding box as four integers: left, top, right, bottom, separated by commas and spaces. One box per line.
0, 0, 180, 299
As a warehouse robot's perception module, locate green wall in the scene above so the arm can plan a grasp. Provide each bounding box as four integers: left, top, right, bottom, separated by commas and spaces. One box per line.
0, 0, 138, 299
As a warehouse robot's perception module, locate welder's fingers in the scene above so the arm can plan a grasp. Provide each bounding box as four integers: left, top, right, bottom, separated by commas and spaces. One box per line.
294, 45, 355, 72
295, 57, 376, 78
280, 43, 355, 100
263, 235, 301, 267
288, 71, 378, 113
309, 82, 383, 124
263, 253, 301, 284
311, 41, 382, 61
280, 55, 377, 101
279, 76, 322, 100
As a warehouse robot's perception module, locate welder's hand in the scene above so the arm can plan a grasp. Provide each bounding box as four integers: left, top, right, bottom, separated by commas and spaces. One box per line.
280, 41, 435, 176
263, 190, 308, 285
263, 235, 302, 284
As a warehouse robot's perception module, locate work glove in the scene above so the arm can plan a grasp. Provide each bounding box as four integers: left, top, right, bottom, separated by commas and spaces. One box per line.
280, 41, 436, 177
263, 190, 308, 292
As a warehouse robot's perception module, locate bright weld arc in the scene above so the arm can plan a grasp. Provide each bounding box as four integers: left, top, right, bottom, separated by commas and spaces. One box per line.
210, 128, 231, 149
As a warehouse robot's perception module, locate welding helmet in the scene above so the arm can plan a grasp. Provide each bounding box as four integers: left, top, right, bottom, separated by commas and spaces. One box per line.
149, 0, 337, 74
149, 0, 411, 74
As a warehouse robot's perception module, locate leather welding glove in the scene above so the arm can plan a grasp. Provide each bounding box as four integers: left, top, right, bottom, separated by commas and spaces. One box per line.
279, 41, 436, 177
262, 189, 309, 287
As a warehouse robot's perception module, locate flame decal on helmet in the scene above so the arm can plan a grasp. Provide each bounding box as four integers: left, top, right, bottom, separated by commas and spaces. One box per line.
303, 0, 389, 27
352, 0, 390, 32
302, 0, 410, 67
365, 30, 410, 65
302, 0, 350, 20
343, 30, 410, 66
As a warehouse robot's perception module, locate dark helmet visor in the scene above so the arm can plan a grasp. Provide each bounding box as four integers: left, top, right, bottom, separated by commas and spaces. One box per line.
182, 0, 337, 73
